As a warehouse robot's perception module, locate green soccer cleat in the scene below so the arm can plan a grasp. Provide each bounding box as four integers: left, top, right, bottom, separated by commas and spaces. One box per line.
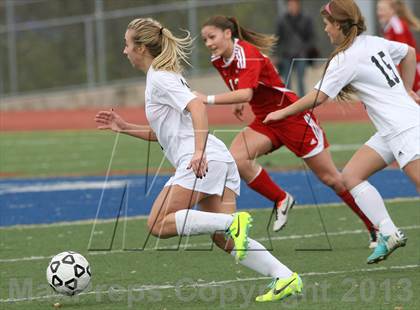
367, 229, 407, 264
256, 272, 303, 302
226, 212, 253, 262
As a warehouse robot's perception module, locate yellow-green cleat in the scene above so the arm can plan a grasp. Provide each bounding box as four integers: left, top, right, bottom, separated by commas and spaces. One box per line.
256, 272, 303, 302
226, 212, 253, 262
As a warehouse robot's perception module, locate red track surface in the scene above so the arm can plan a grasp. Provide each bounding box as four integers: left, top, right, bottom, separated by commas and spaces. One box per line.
0, 102, 368, 131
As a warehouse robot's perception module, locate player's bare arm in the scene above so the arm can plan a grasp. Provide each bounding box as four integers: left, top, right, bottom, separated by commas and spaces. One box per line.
263, 89, 329, 123
95, 109, 157, 141
399, 46, 417, 94
194, 88, 253, 105
193, 91, 247, 121
186, 98, 209, 178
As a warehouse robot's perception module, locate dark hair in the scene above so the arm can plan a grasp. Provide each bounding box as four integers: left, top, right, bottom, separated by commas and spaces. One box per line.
202, 15, 277, 54
321, 0, 366, 101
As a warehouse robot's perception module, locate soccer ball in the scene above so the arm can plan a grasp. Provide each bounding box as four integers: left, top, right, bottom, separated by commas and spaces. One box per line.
46, 251, 91, 296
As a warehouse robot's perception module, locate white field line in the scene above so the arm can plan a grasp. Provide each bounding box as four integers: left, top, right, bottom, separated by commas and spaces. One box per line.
0, 143, 362, 183
1, 196, 418, 230
0, 137, 103, 146
1, 264, 418, 303
272, 143, 362, 153
0, 180, 128, 194
1, 143, 361, 168
1, 224, 419, 263
1, 143, 359, 195
3, 143, 359, 168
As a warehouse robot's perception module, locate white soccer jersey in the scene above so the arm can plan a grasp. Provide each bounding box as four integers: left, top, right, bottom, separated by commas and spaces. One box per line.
315, 35, 420, 138
145, 67, 234, 167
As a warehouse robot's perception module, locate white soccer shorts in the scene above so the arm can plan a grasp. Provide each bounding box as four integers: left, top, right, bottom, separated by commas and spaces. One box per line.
164, 159, 240, 196
365, 126, 420, 168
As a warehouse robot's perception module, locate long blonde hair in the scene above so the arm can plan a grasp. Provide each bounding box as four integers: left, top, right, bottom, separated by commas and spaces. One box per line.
321, 0, 366, 101
381, 0, 420, 31
127, 18, 192, 73
202, 15, 277, 55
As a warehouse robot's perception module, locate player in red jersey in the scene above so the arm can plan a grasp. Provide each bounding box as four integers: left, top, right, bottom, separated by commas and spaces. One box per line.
195, 15, 378, 247
377, 0, 420, 94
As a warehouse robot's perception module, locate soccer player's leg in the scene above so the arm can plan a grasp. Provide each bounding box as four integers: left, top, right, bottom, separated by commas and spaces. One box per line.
366, 131, 419, 263
282, 112, 378, 245
148, 160, 249, 240
147, 185, 234, 239
199, 186, 252, 262
199, 187, 237, 252
230, 126, 293, 231
343, 143, 407, 264
304, 148, 378, 247
402, 158, 420, 193
147, 185, 198, 239
201, 187, 298, 288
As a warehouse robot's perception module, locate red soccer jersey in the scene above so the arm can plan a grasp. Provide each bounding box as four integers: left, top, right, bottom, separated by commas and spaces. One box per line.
211, 39, 301, 121
384, 16, 417, 49
384, 16, 420, 91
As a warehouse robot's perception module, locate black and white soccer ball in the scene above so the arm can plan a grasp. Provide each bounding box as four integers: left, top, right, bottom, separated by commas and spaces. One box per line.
46, 251, 91, 296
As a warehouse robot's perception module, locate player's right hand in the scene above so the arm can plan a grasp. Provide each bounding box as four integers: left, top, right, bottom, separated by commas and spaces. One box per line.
232, 103, 244, 121
94, 109, 126, 132
187, 150, 208, 179
263, 109, 287, 123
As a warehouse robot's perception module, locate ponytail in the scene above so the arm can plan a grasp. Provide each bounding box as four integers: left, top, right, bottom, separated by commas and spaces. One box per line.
127, 18, 192, 73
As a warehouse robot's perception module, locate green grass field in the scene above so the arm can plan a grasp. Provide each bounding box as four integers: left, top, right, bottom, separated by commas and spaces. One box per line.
0, 122, 376, 177
1, 121, 419, 309
1, 200, 419, 309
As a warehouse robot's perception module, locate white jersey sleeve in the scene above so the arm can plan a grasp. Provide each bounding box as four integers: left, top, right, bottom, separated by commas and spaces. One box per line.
151, 71, 196, 113
314, 53, 358, 99
384, 38, 408, 65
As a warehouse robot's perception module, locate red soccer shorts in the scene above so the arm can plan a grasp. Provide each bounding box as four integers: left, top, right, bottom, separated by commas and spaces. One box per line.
249, 111, 329, 158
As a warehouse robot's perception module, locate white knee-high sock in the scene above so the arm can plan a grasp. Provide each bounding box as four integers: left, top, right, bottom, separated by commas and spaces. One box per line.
231, 238, 293, 279
175, 209, 233, 236
350, 181, 397, 236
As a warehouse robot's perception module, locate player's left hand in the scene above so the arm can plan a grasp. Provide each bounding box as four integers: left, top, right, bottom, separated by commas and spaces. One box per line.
263, 109, 287, 123
187, 151, 208, 178
193, 91, 207, 104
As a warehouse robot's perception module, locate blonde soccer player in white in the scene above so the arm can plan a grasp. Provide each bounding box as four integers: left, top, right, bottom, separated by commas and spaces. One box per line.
95, 18, 302, 302
264, 0, 420, 264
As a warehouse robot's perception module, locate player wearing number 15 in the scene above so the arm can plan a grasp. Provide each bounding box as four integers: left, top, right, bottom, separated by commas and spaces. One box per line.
264, 0, 420, 264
